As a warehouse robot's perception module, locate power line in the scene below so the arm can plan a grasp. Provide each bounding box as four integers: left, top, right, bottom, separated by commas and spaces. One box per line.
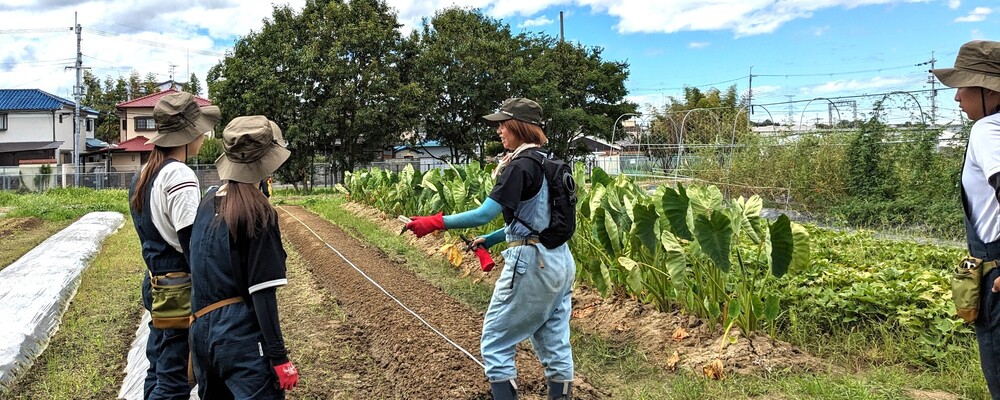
84, 28, 226, 57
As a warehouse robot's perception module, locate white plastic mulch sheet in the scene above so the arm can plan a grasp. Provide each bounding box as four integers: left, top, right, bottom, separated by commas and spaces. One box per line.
0, 211, 124, 391
118, 311, 198, 400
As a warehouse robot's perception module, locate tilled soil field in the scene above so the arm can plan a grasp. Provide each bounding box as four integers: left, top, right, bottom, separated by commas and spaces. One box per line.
278, 205, 602, 399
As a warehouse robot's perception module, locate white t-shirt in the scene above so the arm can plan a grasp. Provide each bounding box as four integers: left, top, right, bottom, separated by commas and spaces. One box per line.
148, 161, 201, 253
963, 113, 1000, 242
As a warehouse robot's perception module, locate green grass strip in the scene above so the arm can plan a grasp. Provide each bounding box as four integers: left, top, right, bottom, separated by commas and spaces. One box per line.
4, 218, 142, 400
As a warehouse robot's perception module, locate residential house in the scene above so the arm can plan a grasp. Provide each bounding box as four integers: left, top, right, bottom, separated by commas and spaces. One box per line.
381, 140, 454, 172
116, 88, 214, 143
0, 89, 99, 168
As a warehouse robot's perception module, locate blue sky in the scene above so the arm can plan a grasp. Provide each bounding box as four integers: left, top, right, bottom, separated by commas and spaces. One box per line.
0, 0, 996, 125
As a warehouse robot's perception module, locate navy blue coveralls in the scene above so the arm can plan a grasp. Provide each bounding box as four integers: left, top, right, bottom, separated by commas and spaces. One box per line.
965, 186, 1000, 399
188, 187, 287, 399
129, 159, 191, 399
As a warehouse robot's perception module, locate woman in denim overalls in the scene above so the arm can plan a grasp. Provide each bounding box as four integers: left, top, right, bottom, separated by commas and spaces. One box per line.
932, 40, 1000, 399
129, 91, 217, 400
406, 98, 576, 400
188, 116, 299, 398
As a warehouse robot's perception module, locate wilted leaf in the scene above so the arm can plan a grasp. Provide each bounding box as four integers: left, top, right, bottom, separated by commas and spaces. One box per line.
440, 244, 463, 268
666, 351, 680, 371
672, 327, 689, 341
702, 359, 725, 380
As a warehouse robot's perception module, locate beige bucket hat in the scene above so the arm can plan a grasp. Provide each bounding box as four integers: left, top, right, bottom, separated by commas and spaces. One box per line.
215, 116, 291, 183
931, 40, 1000, 93
148, 91, 221, 147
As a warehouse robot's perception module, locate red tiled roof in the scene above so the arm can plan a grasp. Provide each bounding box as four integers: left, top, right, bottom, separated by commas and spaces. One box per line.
113, 136, 154, 152
116, 88, 213, 108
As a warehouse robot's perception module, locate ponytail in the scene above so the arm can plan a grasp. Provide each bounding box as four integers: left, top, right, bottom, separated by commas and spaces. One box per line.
129, 146, 170, 214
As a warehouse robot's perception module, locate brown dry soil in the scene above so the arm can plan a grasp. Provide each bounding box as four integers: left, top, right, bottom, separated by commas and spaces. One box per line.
330, 202, 831, 378
278, 205, 603, 400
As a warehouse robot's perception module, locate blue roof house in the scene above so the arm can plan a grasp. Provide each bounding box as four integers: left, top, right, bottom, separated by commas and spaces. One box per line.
0, 89, 99, 167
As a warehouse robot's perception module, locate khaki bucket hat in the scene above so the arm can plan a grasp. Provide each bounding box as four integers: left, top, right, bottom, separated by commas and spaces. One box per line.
483, 98, 543, 126
215, 116, 291, 183
931, 40, 1000, 93
148, 91, 221, 147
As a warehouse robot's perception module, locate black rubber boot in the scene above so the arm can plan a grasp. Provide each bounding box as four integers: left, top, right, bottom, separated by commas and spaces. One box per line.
490, 379, 518, 400
548, 380, 573, 400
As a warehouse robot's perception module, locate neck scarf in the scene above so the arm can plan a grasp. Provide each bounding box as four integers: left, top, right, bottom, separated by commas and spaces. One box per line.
493, 143, 541, 178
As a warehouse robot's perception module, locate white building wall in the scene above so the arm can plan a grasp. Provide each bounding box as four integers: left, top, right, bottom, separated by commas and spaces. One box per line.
0, 109, 97, 164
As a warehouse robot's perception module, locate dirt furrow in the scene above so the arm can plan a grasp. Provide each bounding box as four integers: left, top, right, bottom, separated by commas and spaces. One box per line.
278, 205, 579, 399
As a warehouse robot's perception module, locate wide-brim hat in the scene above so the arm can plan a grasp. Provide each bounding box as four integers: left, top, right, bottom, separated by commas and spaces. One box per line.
215, 116, 291, 183
148, 91, 221, 147
483, 97, 543, 126
931, 40, 1000, 93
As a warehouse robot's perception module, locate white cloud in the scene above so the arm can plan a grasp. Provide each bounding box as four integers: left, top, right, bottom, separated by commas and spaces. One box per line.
948, 0, 961, 9
687, 41, 710, 49
801, 76, 907, 96
519, 16, 554, 28
954, 6, 991, 22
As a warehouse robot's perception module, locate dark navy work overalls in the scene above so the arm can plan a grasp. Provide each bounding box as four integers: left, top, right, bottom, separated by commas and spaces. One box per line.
963, 182, 1000, 399
188, 187, 282, 399
129, 159, 191, 400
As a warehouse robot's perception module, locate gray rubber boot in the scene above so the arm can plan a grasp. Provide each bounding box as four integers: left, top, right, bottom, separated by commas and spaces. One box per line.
490, 378, 518, 400
548, 380, 573, 400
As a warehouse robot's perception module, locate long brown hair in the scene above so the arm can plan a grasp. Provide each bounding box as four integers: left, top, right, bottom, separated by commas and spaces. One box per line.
216, 181, 276, 239
502, 119, 548, 146
129, 146, 170, 213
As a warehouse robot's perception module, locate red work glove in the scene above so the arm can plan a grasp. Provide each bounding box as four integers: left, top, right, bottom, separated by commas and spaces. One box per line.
474, 247, 495, 272
273, 360, 300, 390
405, 212, 446, 238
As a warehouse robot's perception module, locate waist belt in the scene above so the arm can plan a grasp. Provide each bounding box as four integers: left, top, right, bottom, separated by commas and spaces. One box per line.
508, 238, 540, 248
191, 296, 243, 322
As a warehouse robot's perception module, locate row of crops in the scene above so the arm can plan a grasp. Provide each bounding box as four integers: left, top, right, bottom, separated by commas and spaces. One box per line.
340, 162, 967, 365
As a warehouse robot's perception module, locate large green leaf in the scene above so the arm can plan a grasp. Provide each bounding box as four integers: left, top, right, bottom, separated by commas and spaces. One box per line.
593, 208, 616, 255
591, 167, 613, 187
763, 295, 781, 321
619, 257, 645, 293
601, 198, 622, 255
769, 215, 793, 278
734, 195, 763, 244
588, 185, 607, 220
687, 184, 724, 216
693, 212, 733, 272
725, 299, 742, 323
660, 185, 693, 240
631, 202, 660, 254
585, 258, 609, 296
790, 222, 811, 274
660, 231, 688, 287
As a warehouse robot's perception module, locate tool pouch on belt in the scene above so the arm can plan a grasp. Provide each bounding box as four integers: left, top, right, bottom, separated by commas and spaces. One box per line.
953, 257, 994, 323
149, 271, 192, 329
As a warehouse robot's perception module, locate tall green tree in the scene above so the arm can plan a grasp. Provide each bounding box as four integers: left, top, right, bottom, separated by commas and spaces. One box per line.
517, 37, 635, 159
208, 0, 418, 190
182, 73, 203, 96
298, 0, 420, 178
412, 7, 524, 163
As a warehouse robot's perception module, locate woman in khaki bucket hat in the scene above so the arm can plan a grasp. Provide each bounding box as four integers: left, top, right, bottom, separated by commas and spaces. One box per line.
127, 91, 219, 399
932, 40, 1000, 399
187, 116, 298, 398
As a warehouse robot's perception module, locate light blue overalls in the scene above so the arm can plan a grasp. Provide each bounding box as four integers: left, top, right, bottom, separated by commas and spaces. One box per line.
481, 176, 576, 388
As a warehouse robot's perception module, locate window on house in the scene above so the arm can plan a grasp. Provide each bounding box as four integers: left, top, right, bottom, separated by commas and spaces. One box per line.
121, 119, 127, 130
86, 119, 93, 132
0, 113, 6, 130
135, 117, 156, 131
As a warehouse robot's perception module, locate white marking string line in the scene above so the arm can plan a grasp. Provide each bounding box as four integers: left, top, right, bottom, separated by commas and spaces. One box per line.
278, 206, 487, 370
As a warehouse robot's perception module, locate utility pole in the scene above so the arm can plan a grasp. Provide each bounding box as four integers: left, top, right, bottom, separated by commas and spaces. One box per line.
559, 11, 564, 42
71, 13, 84, 187
748, 66, 754, 115
918, 52, 938, 125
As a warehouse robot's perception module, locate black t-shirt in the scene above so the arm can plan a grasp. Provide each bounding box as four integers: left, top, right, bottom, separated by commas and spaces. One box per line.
488, 156, 545, 224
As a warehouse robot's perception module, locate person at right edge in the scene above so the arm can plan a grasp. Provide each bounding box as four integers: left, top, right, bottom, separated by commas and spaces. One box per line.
405, 98, 575, 400
188, 116, 299, 398
933, 40, 1000, 399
